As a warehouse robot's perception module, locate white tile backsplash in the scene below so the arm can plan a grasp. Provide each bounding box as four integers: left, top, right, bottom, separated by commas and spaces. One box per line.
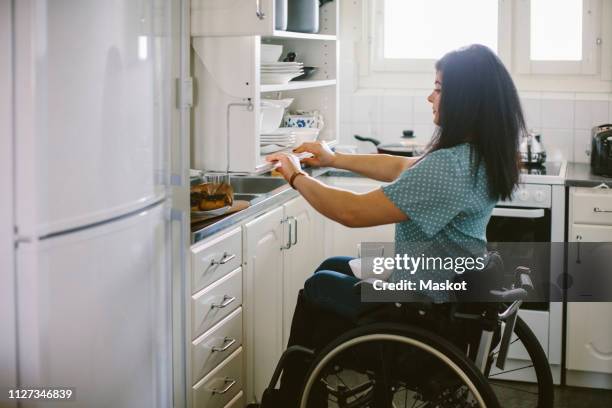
342, 90, 612, 163
521, 98, 542, 129
541, 129, 574, 162
574, 100, 609, 130
382, 95, 413, 124
382, 123, 410, 143
413, 95, 435, 125
573, 129, 592, 164
351, 94, 381, 124
541, 99, 574, 129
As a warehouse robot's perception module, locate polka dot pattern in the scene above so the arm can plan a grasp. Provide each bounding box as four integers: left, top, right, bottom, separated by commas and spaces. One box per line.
381, 143, 497, 301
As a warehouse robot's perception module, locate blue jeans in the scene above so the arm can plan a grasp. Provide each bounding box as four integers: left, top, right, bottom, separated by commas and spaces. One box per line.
303, 256, 366, 321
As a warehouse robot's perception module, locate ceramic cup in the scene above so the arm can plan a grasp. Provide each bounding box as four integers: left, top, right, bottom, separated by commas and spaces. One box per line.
284, 110, 324, 129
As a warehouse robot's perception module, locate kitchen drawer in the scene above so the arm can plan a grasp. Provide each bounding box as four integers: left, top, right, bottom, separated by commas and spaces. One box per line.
192, 307, 243, 383
192, 227, 242, 294
193, 347, 243, 408
571, 188, 612, 226
192, 267, 242, 340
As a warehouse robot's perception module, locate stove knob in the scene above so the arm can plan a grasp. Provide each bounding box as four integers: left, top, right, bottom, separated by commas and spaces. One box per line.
518, 189, 530, 201
534, 191, 546, 202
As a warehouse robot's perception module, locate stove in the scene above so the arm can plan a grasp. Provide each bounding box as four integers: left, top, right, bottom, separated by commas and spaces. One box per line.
487, 161, 567, 384
519, 161, 567, 185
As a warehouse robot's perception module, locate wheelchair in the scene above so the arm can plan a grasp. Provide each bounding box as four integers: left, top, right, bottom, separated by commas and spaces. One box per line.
259, 253, 554, 408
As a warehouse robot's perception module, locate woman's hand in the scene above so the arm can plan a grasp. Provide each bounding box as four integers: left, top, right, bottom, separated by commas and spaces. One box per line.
265, 153, 303, 181
292, 141, 336, 168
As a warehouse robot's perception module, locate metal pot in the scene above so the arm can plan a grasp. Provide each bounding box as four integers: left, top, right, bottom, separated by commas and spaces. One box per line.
519, 131, 546, 165
354, 130, 425, 157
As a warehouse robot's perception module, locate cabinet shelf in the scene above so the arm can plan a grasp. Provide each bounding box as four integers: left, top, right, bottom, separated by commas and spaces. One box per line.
267, 31, 337, 41
261, 79, 336, 93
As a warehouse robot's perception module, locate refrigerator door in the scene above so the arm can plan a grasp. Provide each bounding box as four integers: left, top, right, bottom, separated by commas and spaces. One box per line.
16, 203, 171, 408
14, 0, 171, 237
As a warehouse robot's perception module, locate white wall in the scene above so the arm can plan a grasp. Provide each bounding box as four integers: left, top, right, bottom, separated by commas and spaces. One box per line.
0, 0, 17, 399
338, 1, 612, 163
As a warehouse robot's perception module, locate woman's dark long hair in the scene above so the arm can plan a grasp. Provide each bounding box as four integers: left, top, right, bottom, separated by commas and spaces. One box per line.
429, 44, 524, 201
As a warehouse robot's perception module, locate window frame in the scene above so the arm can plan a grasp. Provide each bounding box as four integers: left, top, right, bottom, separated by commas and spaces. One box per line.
514, 0, 602, 75
369, 0, 512, 73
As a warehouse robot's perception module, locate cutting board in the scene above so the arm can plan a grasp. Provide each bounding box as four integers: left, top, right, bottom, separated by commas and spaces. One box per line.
191, 200, 250, 229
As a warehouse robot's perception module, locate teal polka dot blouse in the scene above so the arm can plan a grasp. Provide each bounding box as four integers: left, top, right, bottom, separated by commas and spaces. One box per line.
381, 143, 497, 301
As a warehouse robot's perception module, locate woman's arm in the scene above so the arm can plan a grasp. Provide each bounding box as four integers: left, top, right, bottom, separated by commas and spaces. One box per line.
266, 153, 408, 227
333, 152, 419, 182
292, 142, 418, 182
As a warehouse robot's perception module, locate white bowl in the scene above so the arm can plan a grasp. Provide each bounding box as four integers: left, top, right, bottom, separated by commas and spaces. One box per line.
261, 44, 283, 63
260, 100, 285, 134
262, 98, 294, 110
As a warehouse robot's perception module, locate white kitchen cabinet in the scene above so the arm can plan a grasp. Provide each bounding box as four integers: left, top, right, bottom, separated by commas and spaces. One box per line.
282, 196, 325, 345
323, 176, 395, 258
188, 228, 246, 407
191, 2, 339, 174
243, 206, 286, 402
243, 196, 326, 403
566, 187, 612, 389
191, 0, 337, 38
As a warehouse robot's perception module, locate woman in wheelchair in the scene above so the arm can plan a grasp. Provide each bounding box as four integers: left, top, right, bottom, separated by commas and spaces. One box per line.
261, 44, 553, 408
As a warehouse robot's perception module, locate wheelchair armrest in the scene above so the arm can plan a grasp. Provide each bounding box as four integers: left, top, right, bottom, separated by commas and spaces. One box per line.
488, 288, 529, 302
514, 266, 534, 292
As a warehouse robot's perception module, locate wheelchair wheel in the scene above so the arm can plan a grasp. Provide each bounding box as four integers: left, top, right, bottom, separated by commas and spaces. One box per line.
299, 323, 500, 408
486, 316, 554, 408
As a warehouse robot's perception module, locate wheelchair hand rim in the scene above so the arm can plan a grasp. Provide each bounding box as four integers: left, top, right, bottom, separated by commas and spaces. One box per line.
299, 332, 490, 408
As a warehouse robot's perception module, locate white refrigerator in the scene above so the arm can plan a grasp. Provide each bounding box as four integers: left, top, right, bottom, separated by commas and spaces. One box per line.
2, 1, 188, 407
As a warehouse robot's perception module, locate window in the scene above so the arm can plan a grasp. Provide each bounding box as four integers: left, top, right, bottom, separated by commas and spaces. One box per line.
383, 0, 499, 60
516, 0, 601, 75
371, 0, 508, 72
530, 0, 582, 61
368, 0, 605, 78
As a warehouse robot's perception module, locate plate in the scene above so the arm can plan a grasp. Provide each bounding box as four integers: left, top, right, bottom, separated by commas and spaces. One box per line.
261, 72, 304, 85
192, 205, 231, 217
260, 144, 289, 154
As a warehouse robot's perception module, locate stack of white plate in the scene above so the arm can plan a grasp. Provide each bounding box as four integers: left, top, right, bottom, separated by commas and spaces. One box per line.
261, 62, 304, 84
260, 129, 297, 154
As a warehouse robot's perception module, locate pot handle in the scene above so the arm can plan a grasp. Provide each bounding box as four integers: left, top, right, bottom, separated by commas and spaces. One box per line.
354, 134, 381, 146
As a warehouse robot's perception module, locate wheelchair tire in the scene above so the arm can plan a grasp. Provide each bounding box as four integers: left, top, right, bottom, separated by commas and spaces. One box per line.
299, 323, 500, 408
486, 316, 554, 408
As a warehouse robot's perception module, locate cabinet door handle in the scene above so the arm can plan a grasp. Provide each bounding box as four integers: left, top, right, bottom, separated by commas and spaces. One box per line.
211, 337, 236, 352
292, 217, 298, 246
255, 0, 266, 20
212, 378, 237, 394
210, 252, 236, 266
594, 207, 612, 213
211, 295, 236, 309
281, 217, 292, 250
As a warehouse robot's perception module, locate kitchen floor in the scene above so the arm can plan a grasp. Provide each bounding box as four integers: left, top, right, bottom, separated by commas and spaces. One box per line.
493, 381, 612, 407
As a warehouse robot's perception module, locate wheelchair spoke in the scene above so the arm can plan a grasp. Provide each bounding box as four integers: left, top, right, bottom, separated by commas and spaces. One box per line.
488, 364, 534, 377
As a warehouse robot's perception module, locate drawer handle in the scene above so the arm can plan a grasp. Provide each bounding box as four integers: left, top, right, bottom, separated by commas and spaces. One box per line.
212, 337, 236, 352
210, 252, 236, 266
594, 207, 612, 213
212, 377, 237, 395
211, 295, 236, 309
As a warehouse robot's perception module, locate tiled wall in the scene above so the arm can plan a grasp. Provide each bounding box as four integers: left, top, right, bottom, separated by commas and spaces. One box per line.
338, 90, 612, 163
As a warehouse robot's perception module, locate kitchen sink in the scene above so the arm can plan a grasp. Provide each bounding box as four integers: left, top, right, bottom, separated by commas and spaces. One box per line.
230, 176, 287, 194
233, 193, 262, 202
